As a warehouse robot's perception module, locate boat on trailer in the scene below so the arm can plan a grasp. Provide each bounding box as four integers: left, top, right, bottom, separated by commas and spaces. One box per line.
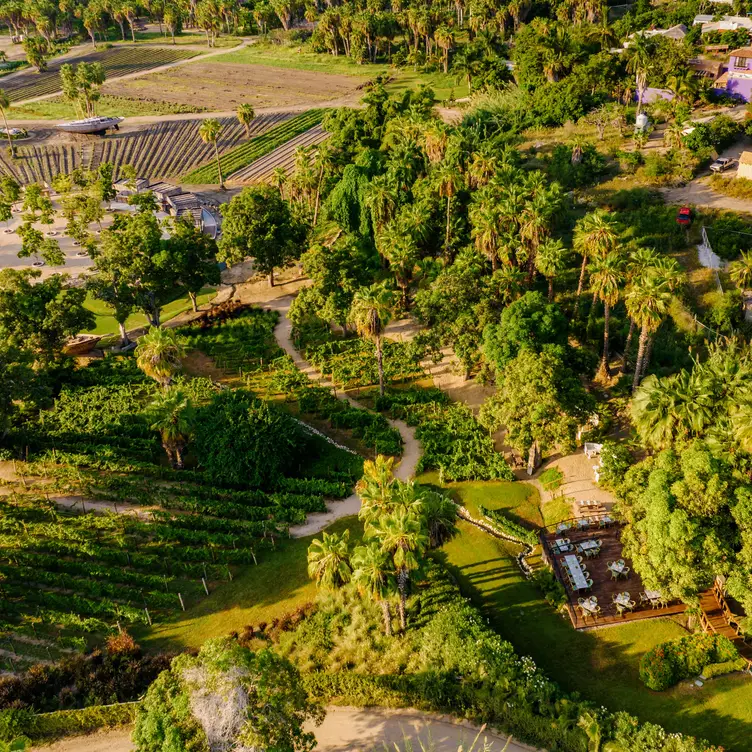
55, 116, 123, 135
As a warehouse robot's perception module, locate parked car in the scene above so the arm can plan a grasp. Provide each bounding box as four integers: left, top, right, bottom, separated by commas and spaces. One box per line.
676, 206, 692, 226
710, 157, 736, 173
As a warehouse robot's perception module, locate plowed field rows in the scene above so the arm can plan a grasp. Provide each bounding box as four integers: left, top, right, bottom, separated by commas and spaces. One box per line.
3, 46, 198, 103
99, 112, 293, 179
0, 142, 81, 184
228, 124, 330, 184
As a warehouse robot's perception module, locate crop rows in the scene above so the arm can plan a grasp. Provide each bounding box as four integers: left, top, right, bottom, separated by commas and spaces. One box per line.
183, 109, 326, 184
3, 46, 198, 103
230, 124, 330, 183
99, 112, 294, 180
0, 143, 81, 185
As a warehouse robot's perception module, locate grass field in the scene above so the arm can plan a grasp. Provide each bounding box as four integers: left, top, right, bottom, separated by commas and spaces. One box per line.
437, 508, 752, 751
10, 95, 205, 120
130, 32, 242, 48
82, 287, 217, 336
137, 516, 365, 651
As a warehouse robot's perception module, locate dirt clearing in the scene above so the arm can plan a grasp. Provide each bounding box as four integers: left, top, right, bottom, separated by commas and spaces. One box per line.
103, 63, 367, 110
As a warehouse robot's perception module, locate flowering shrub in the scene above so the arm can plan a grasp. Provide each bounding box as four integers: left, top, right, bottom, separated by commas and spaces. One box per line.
639, 633, 740, 691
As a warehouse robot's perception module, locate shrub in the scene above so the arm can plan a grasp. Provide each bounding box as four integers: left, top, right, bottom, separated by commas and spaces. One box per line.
702, 657, 748, 679
598, 441, 634, 492
709, 174, 752, 200
532, 567, 567, 610
639, 633, 740, 690
478, 505, 538, 546
539, 467, 564, 492
705, 213, 752, 261
546, 143, 607, 189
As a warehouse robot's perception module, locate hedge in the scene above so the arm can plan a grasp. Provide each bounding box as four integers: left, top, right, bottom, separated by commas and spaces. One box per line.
478, 505, 539, 546
702, 657, 749, 679
0, 702, 139, 743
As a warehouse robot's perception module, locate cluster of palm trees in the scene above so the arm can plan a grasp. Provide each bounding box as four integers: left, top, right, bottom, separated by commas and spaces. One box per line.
572, 209, 683, 384
307, 456, 457, 635
135, 326, 195, 469
632, 340, 752, 452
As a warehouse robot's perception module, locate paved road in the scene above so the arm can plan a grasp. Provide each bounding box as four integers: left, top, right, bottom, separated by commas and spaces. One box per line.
33, 707, 538, 752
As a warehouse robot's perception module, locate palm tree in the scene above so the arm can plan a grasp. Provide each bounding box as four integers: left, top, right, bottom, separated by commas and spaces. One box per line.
357, 455, 398, 526
625, 34, 656, 115
369, 507, 427, 630
625, 272, 672, 392
667, 70, 700, 106
434, 162, 462, 255
492, 266, 524, 305
135, 327, 186, 388
236, 103, 255, 137
149, 389, 194, 469
307, 529, 352, 590
469, 197, 501, 270
270, 166, 287, 198
365, 176, 399, 232
198, 118, 224, 189
349, 283, 395, 396
351, 542, 396, 635
0, 90, 14, 158
729, 251, 752, 291
573, 209, 618, 317
534, 238, 569, 300
590, 251, 624, 377
418, 490, 458, 548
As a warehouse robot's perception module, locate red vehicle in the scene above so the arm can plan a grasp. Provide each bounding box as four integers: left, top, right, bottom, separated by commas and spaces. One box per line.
676, 206, 692, 226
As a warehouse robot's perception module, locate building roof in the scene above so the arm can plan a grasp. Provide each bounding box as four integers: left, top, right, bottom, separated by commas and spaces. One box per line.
730, 46, 752, 57
148, 181, 181, 197
740, 151, 752, 165
167, 193, 201, 210
114, 176, 149, 190
688, 58, 724, 78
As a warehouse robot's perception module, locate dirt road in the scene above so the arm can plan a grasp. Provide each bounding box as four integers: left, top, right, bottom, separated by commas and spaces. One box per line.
33, 707, 539, 752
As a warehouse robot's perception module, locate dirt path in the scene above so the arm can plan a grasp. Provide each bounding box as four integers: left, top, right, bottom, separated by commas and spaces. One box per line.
266, 296, 420, 536
32, 707, 539, 752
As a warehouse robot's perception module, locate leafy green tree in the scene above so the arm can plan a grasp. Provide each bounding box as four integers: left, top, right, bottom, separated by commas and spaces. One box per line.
349, 282, 395, 396
480, 348, 594, 471
135, 326, 186, 388
86, 270, 136, 348
16, 224, 64, 266
133, 638, 323, 752
351, 541, 396, 635
192, 390, 302, 487
307, 530, 352, 590
0, 90, 15, 157
22, 36, 49, 72
0, 270, 94, 363
729, 250, 752, 291
165, 218, 221, 312
219, 186, 305, 286
149, 388, 194, 469
0, 345, 35, 438
482, 291, 568, 374
60, 61, 106, 117
199, 118, 224, 188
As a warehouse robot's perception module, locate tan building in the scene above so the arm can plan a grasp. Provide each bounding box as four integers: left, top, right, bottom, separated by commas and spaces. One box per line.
737, 151, 752, 179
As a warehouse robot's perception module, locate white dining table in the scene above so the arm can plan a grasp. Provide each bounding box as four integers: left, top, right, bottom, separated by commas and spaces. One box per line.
564, 554, 589, 590
581, 596, 598, 612
610, 560, 626, 574
614, 592, 632, 607
644, 589, 662, 601
578, 540, 599, 551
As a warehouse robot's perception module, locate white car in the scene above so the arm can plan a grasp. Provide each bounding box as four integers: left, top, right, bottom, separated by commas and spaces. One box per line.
710, 157, 736, 173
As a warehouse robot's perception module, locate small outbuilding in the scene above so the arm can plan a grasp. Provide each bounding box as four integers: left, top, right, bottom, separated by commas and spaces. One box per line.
737, 151, 752, 179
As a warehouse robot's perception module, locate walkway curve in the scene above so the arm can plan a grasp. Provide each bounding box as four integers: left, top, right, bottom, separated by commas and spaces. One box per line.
32, 706, 540, 752
266, 296, 420, 537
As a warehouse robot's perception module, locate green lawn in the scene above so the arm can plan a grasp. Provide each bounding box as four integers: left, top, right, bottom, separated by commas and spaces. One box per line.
437, 517, 752, 751
82, 287, 217, 336
385, 70, 468, 102
137, 516, 364, 652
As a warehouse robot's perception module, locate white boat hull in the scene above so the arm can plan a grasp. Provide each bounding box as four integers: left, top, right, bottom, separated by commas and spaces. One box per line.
56, 117, 124, 134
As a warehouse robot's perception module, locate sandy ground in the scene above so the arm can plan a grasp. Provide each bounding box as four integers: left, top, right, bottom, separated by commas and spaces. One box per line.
33, 707, 539, 752
267, 296, 420, 536
103, 62, 367, 111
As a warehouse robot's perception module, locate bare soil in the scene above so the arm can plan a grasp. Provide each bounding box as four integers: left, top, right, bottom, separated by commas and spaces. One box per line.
103, 63, 366, 111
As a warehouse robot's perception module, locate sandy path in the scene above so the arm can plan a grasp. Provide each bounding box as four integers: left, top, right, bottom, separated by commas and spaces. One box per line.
266, 296, 420, 536
32, 707, 539, 752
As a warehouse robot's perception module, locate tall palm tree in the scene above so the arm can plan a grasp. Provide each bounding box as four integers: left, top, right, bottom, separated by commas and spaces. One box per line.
365, 175, 399, 232
625, 34, 656, 115
369, 507, 427, 630
270, 167, 287, 198
625, 272, 672, 392
573, 209, 618, 316
307, 530, 352, 590
349, 283, 395, 396
149, 388, 194, 469
492, 266, 524, 305
469, 197, 501, 270
236, 103, 255, 137
356, 455, 398, 527
418, 489, 458, 548
135, 327, 186, 388
351, 542, 396, 635
590, 251, 624, 378
434, 162, 462, 255
198, 118, 224, 189
0, 90, 14, 157
534, 238, 569, 300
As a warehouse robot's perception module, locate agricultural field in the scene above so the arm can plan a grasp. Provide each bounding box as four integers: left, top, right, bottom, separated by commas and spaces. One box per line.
10, 95, 206, 120
103, 61, 366, 111
183, 110, 326, 184
1, 46, 199, 103
0, 140, 82, 184
228, 124, 330, 184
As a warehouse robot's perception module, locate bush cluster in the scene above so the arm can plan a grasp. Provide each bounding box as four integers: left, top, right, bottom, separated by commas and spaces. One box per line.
478, 505, 538, 546
639, 633, 740, 691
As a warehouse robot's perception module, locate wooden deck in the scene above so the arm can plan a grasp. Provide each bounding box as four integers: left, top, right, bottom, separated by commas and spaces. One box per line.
543, 523, 686, 629
701, 586, 752, 661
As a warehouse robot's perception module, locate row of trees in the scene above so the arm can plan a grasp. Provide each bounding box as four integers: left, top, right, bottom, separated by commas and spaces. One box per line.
307, 456, 457, 633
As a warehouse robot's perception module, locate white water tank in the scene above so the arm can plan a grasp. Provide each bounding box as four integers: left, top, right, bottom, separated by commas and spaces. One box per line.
635, 112, 650, 132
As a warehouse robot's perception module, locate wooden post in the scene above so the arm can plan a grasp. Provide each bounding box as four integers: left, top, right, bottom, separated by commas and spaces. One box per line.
144, 608, 152, 626
201, 577, 209, 595
227, 565, 233, 581
178, 593, 185, 611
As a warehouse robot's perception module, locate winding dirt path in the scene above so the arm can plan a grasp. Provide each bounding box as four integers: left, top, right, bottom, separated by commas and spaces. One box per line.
32, 707, 539, 752
266, 296, 421, 537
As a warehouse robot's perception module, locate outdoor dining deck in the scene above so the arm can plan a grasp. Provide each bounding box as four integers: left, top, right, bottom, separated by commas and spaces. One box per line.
542, 520, 686, 630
